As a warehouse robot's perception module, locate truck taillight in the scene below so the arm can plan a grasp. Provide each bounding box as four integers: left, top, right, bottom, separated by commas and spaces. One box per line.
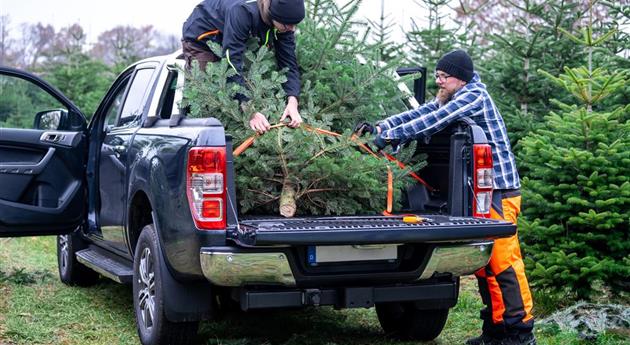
186, 147, 227, 230
473, 144, 493, 218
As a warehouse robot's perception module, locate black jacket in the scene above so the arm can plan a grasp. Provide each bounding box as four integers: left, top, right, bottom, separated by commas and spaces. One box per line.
183, 0, 301, 99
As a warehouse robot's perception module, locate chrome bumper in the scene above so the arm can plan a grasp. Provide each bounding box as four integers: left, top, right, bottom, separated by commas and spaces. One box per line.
200, 251, 297, 287
417, 242, 493, 280
200, 242, 493, 287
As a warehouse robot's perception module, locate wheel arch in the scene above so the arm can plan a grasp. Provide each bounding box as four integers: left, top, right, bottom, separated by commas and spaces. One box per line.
129, 191, 216, 323
127, 189, 153, 256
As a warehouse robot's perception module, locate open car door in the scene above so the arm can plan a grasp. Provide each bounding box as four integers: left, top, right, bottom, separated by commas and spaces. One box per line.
0, 66, 88, 237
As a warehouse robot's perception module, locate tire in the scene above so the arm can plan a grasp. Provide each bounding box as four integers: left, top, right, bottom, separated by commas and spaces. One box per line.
133, 224, 199, 345
376, 302, 449, 341
57, 230, 100, 286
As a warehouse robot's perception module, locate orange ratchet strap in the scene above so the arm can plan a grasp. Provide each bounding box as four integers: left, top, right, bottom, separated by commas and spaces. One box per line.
233, 123, 436, 215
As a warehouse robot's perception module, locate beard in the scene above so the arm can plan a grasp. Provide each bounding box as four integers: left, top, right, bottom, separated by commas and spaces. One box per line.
436, 88, 455, 106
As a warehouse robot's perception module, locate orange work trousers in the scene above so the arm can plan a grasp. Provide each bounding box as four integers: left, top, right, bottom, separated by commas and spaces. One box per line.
474, 189, 534, 337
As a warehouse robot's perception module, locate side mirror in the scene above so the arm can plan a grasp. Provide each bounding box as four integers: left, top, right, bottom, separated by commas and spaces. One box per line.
34, 109, 68, 130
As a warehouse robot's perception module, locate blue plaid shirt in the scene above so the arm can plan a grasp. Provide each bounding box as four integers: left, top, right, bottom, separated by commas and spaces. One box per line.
377, 73, 521, 190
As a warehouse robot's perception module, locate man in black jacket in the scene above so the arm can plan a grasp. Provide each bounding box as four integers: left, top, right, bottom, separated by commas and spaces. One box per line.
182, 0, 304, 133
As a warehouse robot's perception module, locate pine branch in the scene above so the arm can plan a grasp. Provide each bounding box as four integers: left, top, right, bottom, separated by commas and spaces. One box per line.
302, 188, 349, 195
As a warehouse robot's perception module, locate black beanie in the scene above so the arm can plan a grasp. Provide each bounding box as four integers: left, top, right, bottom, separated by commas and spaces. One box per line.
270, 0, 305, 25
435, 50, 474, 83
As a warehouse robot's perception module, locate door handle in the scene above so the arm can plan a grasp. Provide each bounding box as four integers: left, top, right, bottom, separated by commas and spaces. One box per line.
111, 145, 127, 158
42, 133, 65, 143
112, 145, 126, 154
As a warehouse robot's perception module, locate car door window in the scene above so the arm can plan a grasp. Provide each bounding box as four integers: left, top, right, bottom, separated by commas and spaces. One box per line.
103, 80, 129, 131
117, 68, 154, 127
0, 74, 68, 129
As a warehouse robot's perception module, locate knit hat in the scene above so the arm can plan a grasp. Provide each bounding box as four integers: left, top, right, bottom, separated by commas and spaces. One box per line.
435, 50, 474, 83
270, 0, 305, 25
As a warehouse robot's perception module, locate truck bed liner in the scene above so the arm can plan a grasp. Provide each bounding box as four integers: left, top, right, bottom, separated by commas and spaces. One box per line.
231, 215, 515, 247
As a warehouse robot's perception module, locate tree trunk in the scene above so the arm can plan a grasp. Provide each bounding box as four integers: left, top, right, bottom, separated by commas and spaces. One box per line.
279, 180, 297, 217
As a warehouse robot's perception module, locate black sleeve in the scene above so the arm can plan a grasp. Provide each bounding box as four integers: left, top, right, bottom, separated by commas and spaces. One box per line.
222, 4, 252, 102
274, 31, 301, 99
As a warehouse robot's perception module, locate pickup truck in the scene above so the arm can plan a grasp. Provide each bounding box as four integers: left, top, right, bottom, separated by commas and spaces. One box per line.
0, 51, 515, 345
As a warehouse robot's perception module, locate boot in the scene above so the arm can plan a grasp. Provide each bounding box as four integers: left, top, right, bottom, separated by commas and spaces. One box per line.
503, 332, 537, 345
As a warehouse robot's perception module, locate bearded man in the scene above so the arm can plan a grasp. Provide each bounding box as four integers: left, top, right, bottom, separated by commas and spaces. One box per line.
355, 49, 536, 345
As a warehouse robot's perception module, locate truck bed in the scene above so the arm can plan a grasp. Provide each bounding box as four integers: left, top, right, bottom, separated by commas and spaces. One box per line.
231, 215, 515, 247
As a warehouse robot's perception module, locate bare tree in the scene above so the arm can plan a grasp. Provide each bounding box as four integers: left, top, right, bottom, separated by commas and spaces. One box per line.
53, 24, 86, 58
453, 0, 613, 38
90, 25, 155, 66
0, 15, 16, 66
12, 22, 56, 68
152, 32, 181, 56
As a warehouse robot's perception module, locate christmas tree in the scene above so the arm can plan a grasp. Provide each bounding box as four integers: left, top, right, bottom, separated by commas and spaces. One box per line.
518, 2, 630, 299
183, 0, 424, 217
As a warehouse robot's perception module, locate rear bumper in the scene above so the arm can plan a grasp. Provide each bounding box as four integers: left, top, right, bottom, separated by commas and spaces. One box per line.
237, 281, 459, 310
200, 241, 492, 287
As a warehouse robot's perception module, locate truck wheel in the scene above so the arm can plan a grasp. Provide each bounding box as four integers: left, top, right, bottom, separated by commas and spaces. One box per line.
57, 230, 99, 286
133, 224, 199, 345
375, 302, 449, 341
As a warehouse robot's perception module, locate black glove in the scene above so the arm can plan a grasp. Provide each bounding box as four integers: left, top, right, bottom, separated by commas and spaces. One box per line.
353, 121, 376, 136
373, 135, 400, 152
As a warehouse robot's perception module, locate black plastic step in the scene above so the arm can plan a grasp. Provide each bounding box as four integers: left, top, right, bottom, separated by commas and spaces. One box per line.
76, 247, 133, 284
233, 215, 516, 246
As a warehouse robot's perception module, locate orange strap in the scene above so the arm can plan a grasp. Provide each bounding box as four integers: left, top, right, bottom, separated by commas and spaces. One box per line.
382, 152, 435, 192
232, 123, 436, 214
233, 124, 287, 157
386, 167, 393, 215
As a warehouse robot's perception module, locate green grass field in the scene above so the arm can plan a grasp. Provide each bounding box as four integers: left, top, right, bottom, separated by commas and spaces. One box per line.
0, 236, 627, 345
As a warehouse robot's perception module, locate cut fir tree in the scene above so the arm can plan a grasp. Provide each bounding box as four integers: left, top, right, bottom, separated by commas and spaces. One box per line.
183, 0, 424, 217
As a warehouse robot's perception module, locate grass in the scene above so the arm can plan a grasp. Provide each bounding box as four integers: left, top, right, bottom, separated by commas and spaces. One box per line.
1, 236, 628, 345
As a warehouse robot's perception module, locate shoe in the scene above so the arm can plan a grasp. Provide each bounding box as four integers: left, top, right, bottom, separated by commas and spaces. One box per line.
465, 334, 504, 345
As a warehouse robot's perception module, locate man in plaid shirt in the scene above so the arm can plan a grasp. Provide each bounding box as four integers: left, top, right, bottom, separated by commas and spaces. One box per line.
356, 50, 536, 345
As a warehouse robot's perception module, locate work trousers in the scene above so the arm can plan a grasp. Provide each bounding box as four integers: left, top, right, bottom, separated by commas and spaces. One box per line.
475, 189, 534, 337
181, 40, 219, 72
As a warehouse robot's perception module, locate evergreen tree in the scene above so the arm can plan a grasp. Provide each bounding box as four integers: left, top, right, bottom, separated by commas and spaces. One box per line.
405, 0, 464, 100
479, 1, 594, 146
41, 52, 115, 118
365, 0, 403, 64
183, 0, 424, 217
518, 2, 630, 299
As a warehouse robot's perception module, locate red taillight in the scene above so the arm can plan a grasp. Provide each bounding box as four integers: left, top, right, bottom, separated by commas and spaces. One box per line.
186, 147, 227, 230
473, 144, 493, 218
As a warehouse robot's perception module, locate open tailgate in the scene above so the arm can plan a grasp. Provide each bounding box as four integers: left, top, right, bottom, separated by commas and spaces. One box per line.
230, 215, 515, 247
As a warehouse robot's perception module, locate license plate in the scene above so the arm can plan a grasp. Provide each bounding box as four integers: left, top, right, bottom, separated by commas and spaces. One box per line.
307, 245, 398, 265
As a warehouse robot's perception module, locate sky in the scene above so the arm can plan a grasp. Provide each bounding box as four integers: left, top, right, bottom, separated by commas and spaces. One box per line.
1, 0, 429, 45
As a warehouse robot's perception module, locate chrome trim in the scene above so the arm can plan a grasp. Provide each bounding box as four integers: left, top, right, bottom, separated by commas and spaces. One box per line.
200, 251, 296, 287
418, 242, 493, 280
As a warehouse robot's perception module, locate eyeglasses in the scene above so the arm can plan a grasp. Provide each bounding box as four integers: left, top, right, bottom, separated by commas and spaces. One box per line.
434, 73, 453, 82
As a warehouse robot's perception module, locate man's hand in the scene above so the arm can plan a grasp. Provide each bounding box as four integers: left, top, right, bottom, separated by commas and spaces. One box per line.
280, 96, 302, 128
373, 135, 400, 153
249, 112, 271, 134
353, 121, 377, 136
